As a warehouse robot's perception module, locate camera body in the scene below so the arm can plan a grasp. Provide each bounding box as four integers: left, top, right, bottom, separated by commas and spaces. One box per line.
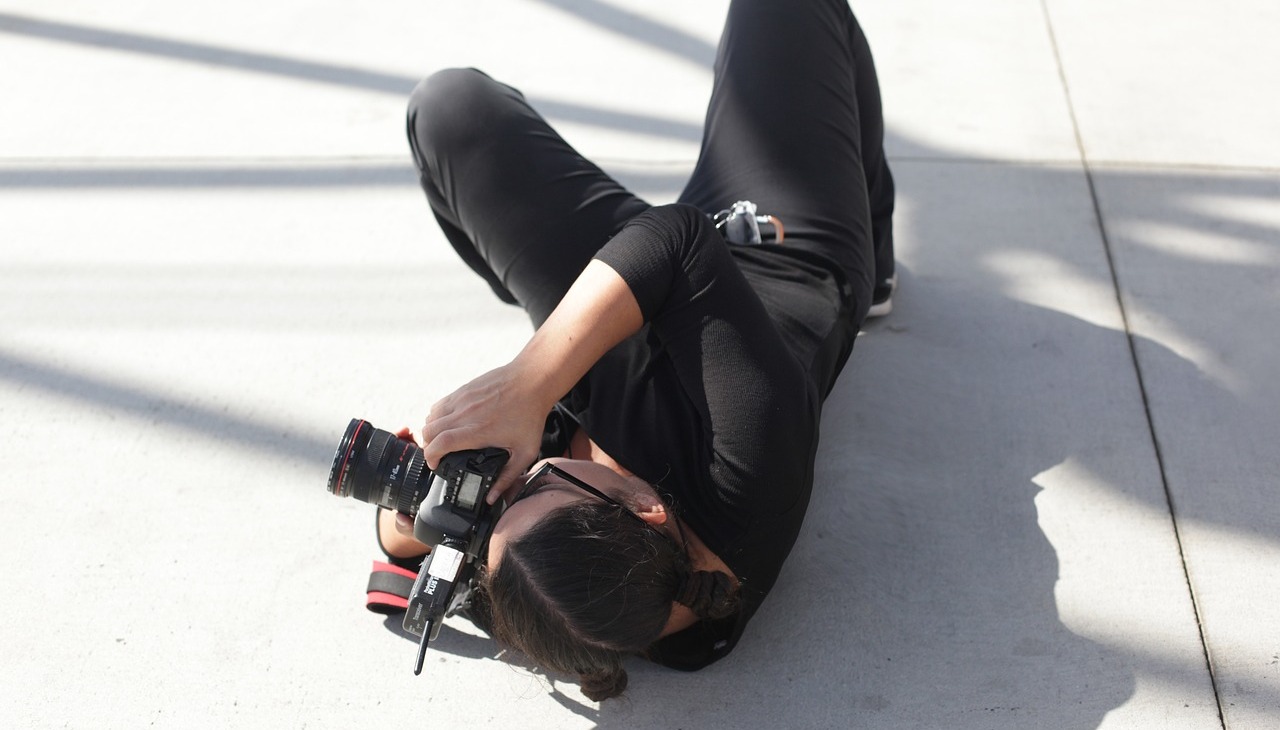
326, 418, 509, 672
402, 446, 507, 642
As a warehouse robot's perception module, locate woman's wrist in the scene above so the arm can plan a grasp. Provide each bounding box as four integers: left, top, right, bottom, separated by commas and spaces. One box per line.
511, 329, 590, 413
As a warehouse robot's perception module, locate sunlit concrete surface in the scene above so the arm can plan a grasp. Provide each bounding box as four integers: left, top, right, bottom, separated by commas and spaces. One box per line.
2, 0, 1277, 728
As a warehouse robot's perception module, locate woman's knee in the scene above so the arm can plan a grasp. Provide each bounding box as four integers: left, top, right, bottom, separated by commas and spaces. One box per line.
406, 68, 515, 172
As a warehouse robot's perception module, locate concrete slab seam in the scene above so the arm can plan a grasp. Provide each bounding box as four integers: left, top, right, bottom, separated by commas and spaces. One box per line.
1038, 0, 1228, 725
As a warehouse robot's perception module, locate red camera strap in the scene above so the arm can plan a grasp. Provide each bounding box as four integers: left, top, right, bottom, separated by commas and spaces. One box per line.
365, 560, 418, 614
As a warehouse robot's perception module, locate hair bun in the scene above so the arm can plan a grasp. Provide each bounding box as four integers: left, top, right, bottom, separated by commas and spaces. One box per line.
579, 667, 628, 701
675, 569, 739, 619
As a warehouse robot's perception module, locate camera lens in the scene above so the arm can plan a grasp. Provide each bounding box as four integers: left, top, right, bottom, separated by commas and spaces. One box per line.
326, 419, 430, 515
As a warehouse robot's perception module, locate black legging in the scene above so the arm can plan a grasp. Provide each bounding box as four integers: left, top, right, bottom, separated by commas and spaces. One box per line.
407, 0, 894, 328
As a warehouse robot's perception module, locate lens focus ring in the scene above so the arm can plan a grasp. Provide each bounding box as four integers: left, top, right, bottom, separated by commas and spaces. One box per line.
397, 450, 427, 515
325, 419, 433, 516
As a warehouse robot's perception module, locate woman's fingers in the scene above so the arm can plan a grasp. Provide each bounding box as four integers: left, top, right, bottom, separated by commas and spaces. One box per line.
422, 420, 539, 503
421, 410, 471, 466
422, 425, 469, 468
392, 426, 422, 447
487, 450, 536, 505
417, 361, 549, 486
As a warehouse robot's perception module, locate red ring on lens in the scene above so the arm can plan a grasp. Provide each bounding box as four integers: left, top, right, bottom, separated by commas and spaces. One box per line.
329, 419, 367, 497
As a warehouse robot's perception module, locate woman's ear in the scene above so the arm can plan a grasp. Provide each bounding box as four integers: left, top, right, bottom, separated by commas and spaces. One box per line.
635, 503, 668, 527
630, 490, 668, 526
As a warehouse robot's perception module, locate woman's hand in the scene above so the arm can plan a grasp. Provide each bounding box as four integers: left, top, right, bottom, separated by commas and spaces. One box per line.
421, 360, 550, 503
421, 259, 645, 503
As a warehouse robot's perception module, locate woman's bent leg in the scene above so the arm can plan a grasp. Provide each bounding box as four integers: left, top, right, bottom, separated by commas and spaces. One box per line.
679, 0, 894, 319
407, 68, 650, 327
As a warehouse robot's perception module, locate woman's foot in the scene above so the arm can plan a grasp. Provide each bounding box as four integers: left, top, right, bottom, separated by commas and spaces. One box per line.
866, 274, 896, 318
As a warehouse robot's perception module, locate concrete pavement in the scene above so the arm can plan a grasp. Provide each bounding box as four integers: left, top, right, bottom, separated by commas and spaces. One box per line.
2, 1, 1278, 727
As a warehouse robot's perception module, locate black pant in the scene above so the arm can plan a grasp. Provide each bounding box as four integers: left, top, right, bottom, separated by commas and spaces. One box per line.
407, 0, 894, 328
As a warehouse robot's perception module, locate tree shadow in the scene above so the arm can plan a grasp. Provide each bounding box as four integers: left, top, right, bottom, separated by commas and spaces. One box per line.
1090, 167, 1280, 535
0, 10, 702, 143
527, 0, 717, 69
0, 344, 330, 464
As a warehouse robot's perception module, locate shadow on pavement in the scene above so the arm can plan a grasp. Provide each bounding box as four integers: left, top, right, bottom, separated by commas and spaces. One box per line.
6, 3, 1279, 725
0, 11, 703, 143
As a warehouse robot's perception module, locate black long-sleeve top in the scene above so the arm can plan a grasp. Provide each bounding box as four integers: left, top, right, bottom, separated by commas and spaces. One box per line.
552, 203, 861, 670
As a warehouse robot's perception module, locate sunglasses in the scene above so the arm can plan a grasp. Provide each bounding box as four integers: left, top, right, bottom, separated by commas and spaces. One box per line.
507, 461, 692, 561
510, 462, 649, 526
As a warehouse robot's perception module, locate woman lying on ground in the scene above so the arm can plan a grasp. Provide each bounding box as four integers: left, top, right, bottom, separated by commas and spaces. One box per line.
377, 0, 896, 701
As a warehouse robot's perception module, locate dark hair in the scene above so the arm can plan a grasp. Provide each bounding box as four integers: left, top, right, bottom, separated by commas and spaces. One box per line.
484, 499, 738, 701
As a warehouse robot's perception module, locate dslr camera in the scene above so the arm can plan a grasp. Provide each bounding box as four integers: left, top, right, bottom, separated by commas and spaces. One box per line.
325, 418, 508, 674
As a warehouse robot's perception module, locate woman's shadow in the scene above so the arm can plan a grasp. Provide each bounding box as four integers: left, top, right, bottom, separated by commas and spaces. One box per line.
588, 283, 1144, 728
587, 160, 1240, 726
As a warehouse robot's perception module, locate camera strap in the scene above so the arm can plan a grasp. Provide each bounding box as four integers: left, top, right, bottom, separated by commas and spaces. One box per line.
366, 560, 418, 614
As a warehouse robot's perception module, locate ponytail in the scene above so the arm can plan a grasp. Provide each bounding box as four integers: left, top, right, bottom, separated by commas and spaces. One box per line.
579, 665, 628, 702
674, 568, 739, 619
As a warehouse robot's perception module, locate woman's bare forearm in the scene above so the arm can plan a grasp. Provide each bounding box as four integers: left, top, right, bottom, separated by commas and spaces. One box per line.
512, 259, 643, 408
421, 258, 643, 499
